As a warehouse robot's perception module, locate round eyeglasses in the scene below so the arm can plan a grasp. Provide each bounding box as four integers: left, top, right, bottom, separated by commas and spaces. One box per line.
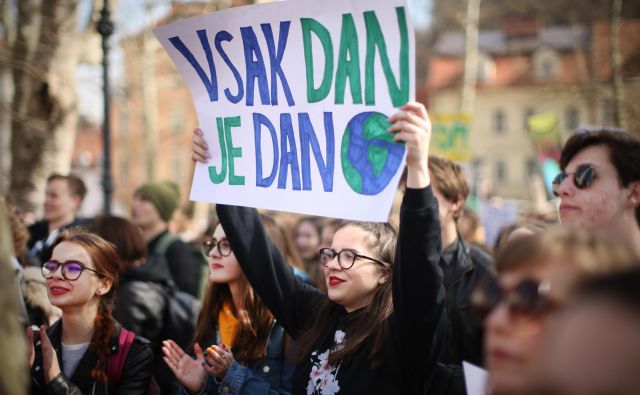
319, 248, 387, 270
42, 260, 103, 281
202, 237, 232, 257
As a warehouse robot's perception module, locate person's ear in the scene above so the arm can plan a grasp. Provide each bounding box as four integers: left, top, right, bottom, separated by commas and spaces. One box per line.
628, 181, 640, 206
72, 195, 82, 211
97, 277, 113, 296
451, 195, 464, 219
377, 272, 389, 285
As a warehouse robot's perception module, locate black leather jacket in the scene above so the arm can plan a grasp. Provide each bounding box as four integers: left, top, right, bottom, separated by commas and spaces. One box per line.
439, 237, 495, 366
30, 319, 154, 395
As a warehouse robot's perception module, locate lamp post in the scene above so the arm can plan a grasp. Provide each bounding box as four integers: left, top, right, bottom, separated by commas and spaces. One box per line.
97, 0, 114, 214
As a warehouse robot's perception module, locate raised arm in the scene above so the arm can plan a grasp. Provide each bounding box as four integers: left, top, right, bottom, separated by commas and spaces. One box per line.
388, 103, 447, 388
192, 127, 326, 335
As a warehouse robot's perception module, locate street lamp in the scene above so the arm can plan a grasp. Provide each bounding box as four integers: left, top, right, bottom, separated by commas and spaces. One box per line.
97, 0, 114, 214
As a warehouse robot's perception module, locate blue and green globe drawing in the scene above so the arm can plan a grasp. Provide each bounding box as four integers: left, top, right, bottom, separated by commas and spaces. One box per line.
341, 112, 406, 195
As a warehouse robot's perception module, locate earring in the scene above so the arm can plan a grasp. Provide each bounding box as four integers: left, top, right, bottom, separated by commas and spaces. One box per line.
97, 291, 102, 295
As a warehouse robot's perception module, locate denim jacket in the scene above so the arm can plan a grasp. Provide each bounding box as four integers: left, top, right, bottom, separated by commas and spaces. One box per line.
183, 321, 293, 395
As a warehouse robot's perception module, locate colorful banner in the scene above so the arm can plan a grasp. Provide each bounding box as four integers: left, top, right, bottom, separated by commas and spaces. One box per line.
430, 113, 471, 162
155, 0, 414, 221
527, 113, 562, 197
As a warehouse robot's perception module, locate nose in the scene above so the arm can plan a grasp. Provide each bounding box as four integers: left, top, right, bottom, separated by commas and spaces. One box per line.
556, 174, 574, 197
485, 302, 511, 335
325, 254, 342, 270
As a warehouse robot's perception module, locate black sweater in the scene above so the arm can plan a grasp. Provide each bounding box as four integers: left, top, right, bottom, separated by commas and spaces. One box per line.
217, 186, 447, 394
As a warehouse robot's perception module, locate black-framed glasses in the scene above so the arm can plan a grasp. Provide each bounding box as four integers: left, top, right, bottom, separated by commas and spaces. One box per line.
319, 248, 387, 270
471, 278, 559, 322
202, 237, 232, 257
41, 260, 103, 281
552, 164, 596, 197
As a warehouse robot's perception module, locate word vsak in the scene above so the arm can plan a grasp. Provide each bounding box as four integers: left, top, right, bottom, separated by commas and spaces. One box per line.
167, 7, 409, 108
208, 113, 335, 192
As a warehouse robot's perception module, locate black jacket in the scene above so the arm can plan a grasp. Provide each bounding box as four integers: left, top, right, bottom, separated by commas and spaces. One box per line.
147, 230, 202, 297
439, 238, 495, 366
217, 187, 448, 394
30, 319, 154, 395
114, 256, 181, 395
28, 218, 89, 264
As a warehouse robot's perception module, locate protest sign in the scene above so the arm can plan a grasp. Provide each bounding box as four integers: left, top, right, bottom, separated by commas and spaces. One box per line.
154, 0, 414, 221
430, 113, 471, 162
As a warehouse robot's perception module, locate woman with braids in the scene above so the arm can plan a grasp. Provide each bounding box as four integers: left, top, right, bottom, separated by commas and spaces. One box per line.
162, 219, 293, 394
27, 230, 154, 394
190, 102, 449, 394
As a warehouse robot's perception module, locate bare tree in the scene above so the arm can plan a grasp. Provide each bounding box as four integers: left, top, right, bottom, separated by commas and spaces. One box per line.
4, 0, 84, 213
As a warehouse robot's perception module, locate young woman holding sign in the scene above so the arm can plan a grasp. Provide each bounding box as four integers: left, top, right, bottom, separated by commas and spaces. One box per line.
191, 102, 449, 394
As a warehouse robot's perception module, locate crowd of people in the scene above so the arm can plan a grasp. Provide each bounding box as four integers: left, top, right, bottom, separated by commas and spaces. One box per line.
1, 100, 639, 394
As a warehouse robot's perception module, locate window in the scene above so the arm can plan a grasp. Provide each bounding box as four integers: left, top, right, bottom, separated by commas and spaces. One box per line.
494, 109, 506, 134
495, 159, 507, 183
523, 107, 535, 131
565, 107, 579, 131
533, 48, 559, 79
525, 157, 538, 180
601, 98, 614, 126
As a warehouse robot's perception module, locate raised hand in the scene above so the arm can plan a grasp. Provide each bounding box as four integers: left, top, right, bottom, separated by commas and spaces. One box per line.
163, 340, 207, 394
202, 344, 235, 379
388, 101, 432, 188
39, 326, 61, 383
26, 327, 35, 368
192, 128, 210, 163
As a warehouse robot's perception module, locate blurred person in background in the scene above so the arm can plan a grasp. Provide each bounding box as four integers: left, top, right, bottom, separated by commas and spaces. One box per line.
428, 155, 495, 366
475, 227, 635, 395
555, 129, 640, 252
90, 215, 180, 394
294, 216, 324, 288
0, 197, 28, 395
28, 174, 88, 263
131, 181, 203, 297
527, 267, 640, 395
261, 213, 310, 284
3, 195, 59, 327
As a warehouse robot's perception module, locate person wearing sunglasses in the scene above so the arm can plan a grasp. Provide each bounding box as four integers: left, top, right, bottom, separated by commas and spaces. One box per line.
191, 102, 454, 394
554, 129, 640, 251
27, 229, 154, 394
162, 220, 294, 395
475, 227, 634, 395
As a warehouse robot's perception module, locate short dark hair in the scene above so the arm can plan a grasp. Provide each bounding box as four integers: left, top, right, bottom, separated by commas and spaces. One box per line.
89, 215, 147, 269
574, 267, 640, 315
428, 155, 469, 220
559, 129, 640, 226
47, 173, 87, 202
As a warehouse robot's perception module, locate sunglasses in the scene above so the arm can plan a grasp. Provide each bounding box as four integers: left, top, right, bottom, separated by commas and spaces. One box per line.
551, 164, 596, 197
471, 278, 558, 323
42, 260, 103, 281
202, 237, 232, 257
319, 248, 387, 270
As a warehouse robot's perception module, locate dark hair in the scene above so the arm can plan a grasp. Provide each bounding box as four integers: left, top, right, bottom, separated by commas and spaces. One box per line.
559, 130, 640, 226
293, 221, 397, 369
428, 156, 469, 220
575, 267, 640, 313
89, 215, 147, 270
51, 230, 122, 382
192, 223, 274, 365
47, 173, 87, 202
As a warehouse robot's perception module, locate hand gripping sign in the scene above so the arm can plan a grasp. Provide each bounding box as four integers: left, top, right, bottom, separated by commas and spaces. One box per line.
154, 0, 415, 221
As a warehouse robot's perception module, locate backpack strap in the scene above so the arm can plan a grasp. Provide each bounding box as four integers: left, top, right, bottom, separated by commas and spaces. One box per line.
107, 327, 136, 389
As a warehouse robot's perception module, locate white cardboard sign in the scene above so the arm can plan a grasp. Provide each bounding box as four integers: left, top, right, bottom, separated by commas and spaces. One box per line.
154, 0, 415, 221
